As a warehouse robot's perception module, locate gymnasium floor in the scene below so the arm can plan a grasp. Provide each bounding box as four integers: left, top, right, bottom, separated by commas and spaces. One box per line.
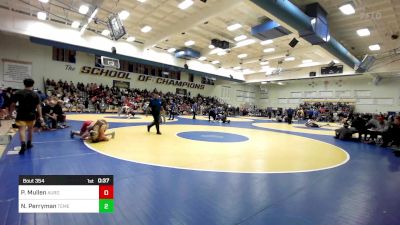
0, 113, 399, 225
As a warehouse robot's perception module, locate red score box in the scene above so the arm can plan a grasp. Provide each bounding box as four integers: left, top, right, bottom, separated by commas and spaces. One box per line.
99, 185, 114, 199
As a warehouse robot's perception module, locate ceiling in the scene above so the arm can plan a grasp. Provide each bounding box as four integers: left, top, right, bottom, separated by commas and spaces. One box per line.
1, 0, 399, 77
292, 0, 400, 58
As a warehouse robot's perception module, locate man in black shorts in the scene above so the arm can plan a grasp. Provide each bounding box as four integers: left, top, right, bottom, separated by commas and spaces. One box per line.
10, 79, 43, 154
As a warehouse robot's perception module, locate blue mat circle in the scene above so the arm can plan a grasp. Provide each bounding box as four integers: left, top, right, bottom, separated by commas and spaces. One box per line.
177, 131, 249, 143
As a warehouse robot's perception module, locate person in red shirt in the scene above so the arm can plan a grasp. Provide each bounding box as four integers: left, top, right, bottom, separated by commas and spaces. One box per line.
70, 120, 115, 142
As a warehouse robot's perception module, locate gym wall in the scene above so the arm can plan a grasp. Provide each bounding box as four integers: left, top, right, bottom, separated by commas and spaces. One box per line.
0, 32, 256, 107
260, 76, 400, 113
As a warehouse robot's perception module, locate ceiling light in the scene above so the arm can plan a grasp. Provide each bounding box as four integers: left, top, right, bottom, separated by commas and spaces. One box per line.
284, 56, 295, 61
235, 39, 255, 48
118, 10, 130, 20
127, 36, 135, 42
185, 40, 195, 46
237, 54, 248, 59
339, 3, 355, 15
242, 69, 254, 74
260, 40, 273, 45
211, 60, 219, 64
261, 81, 267, 84
71, 21, 80, 28
79, 5, 89, 15
311, 18, 316, 26
101, 29, 110, 36
137, 0, 146, 2
233, 66, 241, 70
302, 59, 313, 64
209, 44, 215, 49
260, 61, 269, 65
217, 51, 227, 56
369, 44, 380, 51
324, 34, 331, 42
199, 56, 207, 61
260, 66, 271, 71
265, 67, 277, 75
357, 28, 370, 37
227, 23, 242, 31
167, 48, 176, 53
141, 25, 152, 33
178, 0, 194, 10
39, 0, 49, 3
263, 48, 275, 53
209, 48, 223, 55
37, 11, 47, 20
298, 62, 320, 68
234, 35, 247, 42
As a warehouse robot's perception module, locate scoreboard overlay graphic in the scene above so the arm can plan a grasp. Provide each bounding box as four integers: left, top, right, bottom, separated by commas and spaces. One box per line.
18, 175, 114, 213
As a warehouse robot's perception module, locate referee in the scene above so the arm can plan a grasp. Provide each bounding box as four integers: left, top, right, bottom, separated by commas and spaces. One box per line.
10, 79, 43, 154
147, 93, 162, 135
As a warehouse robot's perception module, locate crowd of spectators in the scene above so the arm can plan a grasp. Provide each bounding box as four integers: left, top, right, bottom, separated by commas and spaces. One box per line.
243, 101, 354, 122
1, 79, 399, 152
0, 79, 235, 130
335, 113, 400, 149
43, 79, 235, 121
241, 102, 399, 151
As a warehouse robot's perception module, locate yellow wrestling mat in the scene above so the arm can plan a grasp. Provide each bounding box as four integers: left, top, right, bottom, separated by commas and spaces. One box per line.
252, 122, 338, 136
67, 113, 178, 123
179, 115, 254, 122
85, 125, 349, 173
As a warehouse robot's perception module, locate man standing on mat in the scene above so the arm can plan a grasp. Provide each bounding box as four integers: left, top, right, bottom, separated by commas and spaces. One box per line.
147, 93, 162, 135
10, 79, 43, 154
287, 107, 294, 125
192, 100, 198, 119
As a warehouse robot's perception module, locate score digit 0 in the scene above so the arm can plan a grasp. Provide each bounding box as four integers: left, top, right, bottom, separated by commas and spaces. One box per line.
99, 185, 114, 199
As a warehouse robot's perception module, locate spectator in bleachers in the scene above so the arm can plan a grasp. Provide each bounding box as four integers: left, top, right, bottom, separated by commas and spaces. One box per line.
168, 99, 176, 120
350, 114, 367, 141
1, 87, 13, 119
335, 122, 355, 140
42, 99, 57, 130
55, 100, 67, 128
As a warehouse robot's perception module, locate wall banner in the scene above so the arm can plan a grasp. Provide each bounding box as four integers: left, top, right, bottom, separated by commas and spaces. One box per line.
2, 59, 32, 83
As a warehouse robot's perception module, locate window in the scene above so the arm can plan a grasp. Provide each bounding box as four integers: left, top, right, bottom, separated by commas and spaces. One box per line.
94, 55, 103, 67
189, 73, 194, 82
119, 60, 129, 72
201, 77, 215, 85
128, 63, 134, 72
151, 68, 156, 76
52, 47, 76, 63
157, 68, 163, 77
91, 55, 181, 80
169, 71, 181, 80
